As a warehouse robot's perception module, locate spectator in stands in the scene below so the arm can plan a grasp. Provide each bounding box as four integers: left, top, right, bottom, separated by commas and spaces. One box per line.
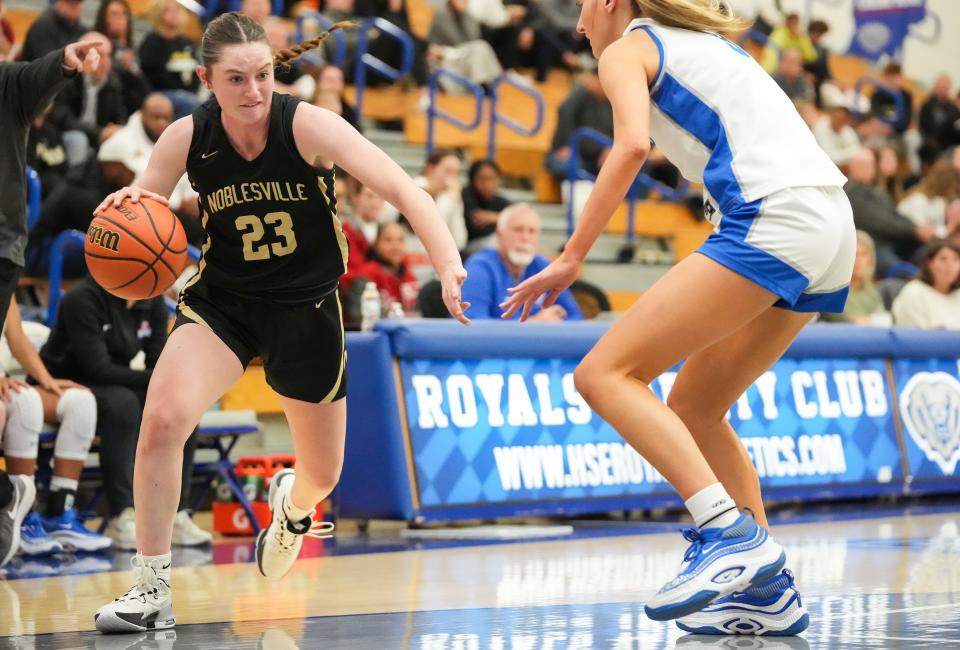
27, 104, 69, 197
20, 0, 89, 62
311, 64, 360, 133
39, 276, 212, 549
813, 104, 860, 169
470, 0, 553, 82
49, 31, 126, 167
241, 0, 271, 22
919, 74, 959, 149
772, 48, 813, 107
761, 12, 815, 74
97, 92, 202, 245
869, 63, 914, 136
545, 66, 612, 182
941, 95, 960, 149
897, 159, 960, 240
463, 159, 511, 252
892, 240, 960, 329
530, 0, 588, 77
462, 203, 582, 321
264, 18, 316, 101
94, 0, 150, 115
820, 231, 888, 325
342, 179, 385, 272
426, 0, 503, 93
413, 149, 468, 250
139, 0, 201, 119
803, 19, 832, 108
1, 299, 112, 555
845, 147, 933, 276
0, 0, 15, 61
875, 143, 908, 204
353, 222, 421, 315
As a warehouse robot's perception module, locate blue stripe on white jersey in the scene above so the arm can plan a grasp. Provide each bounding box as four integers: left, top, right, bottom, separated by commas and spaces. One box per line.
624, 19, 846, 218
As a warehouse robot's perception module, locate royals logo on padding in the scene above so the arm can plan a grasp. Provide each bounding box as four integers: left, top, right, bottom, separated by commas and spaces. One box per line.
899, 372, 960, 475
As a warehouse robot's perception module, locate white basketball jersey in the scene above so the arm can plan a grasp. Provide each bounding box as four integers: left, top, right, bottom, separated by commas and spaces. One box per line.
624, 19, 846, 214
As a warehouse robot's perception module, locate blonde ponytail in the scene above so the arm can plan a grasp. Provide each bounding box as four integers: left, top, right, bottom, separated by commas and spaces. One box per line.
634, 0, 750, 33
273, 20, 354, 66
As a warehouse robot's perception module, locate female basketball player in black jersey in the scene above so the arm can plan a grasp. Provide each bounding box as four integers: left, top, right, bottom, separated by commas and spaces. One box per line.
93, 14, 469, 633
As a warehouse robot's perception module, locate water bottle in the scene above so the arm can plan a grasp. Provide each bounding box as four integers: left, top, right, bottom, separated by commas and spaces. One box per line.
360, 281, 381, 332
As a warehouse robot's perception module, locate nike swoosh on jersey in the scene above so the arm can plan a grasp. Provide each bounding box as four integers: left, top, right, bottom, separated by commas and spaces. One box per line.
201, 151, 219, 159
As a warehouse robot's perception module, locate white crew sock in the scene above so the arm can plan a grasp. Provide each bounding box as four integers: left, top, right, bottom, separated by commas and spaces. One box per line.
685, 483, 740, 530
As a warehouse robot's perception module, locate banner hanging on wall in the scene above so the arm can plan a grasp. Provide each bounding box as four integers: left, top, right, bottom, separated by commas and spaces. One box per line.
892, 359, 960, 482
848, 0, 927, 61
399, 357, 903, 508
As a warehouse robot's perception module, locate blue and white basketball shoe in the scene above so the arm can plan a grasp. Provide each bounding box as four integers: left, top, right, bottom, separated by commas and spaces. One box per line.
19, 512, 63, 556
676, 569, 809, 636
42, 508, 113, 552
644, 513, 786, 621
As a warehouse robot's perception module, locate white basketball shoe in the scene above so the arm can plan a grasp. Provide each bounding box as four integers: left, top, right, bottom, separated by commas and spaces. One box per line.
95, 554, 176, 633
255, 468, 334, 579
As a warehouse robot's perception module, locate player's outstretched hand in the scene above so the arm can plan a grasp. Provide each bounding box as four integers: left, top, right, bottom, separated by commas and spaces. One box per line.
62, 40, 108, 74
500, 253, 579, 322
440, 262, 470, 325
94, 187, 169, 215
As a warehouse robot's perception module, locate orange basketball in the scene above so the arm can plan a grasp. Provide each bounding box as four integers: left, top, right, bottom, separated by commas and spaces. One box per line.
85, 197, 189, 300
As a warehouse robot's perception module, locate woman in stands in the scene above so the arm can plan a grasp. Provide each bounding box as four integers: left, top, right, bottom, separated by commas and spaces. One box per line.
93, 13, 468, 633
502, 0, 853, 636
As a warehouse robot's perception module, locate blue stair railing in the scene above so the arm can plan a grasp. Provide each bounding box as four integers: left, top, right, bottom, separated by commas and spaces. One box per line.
425, 69, 485, 154
486, 75, 544, 161
566, 127, 689, 245
295, 11, 347, 68
353, 17, 414, 120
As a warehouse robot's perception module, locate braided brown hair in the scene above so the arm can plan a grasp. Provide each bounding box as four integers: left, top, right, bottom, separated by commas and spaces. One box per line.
200, 12, 353, 69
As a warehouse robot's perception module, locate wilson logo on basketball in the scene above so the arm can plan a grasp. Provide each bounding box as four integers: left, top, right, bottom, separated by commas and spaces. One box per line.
88, 224, 121, 253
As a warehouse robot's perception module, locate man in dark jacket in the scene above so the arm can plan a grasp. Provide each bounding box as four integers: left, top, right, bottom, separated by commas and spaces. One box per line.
545, 67, 613, 182
0, 38, 105, 569
844, 147, 934, 275
20, 0, 89, 61
39, 276, 209, 549
50, 32, 126, 163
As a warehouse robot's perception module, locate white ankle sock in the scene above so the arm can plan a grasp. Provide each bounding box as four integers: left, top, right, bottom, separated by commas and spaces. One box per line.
685, 483, 740, 530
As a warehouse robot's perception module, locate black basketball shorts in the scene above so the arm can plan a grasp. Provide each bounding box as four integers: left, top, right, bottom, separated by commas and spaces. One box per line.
173, 280, 347, 403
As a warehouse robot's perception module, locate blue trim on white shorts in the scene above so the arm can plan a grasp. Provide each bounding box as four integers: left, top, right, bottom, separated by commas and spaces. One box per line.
777, 286, 850, 313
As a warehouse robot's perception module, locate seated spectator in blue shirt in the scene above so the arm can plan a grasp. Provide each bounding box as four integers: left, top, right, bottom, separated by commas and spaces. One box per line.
463, 203, 583, 322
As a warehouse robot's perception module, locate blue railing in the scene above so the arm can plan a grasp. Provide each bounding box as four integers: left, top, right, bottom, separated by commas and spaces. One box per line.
854, 77, 907, 127
295, 11, 346, 68
46, 229, 85, 326
566, 127, 689, 243
486, 75, 544, 161
25, 166, 41, 231
354, 17, 414, 120
425, 69, 485, 154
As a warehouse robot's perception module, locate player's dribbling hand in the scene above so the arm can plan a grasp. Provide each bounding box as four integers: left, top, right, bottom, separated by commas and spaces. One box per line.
62, 40, 107, 74
500, 253, 579, 322
94, 186, 169, 215
440, 263, 470, 325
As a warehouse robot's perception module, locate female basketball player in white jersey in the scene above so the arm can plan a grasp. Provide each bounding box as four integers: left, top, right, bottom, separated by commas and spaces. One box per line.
93, 14, 469, 633
502, 0, 853, 636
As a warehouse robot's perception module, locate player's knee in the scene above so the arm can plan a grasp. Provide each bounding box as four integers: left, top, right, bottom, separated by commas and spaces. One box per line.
53, 388, 98, 461
139, 405, 194, 449
3, 387, 43, 459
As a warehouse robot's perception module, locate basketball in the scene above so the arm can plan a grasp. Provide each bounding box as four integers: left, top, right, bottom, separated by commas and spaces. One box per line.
85, 197, 189, 300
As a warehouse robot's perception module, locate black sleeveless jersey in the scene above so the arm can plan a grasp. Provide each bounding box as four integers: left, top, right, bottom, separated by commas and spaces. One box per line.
184, 93, 347, 303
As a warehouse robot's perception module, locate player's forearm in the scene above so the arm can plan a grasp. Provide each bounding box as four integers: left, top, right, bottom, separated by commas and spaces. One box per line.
396, 185, 463, 268
565, 144, 648, 262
